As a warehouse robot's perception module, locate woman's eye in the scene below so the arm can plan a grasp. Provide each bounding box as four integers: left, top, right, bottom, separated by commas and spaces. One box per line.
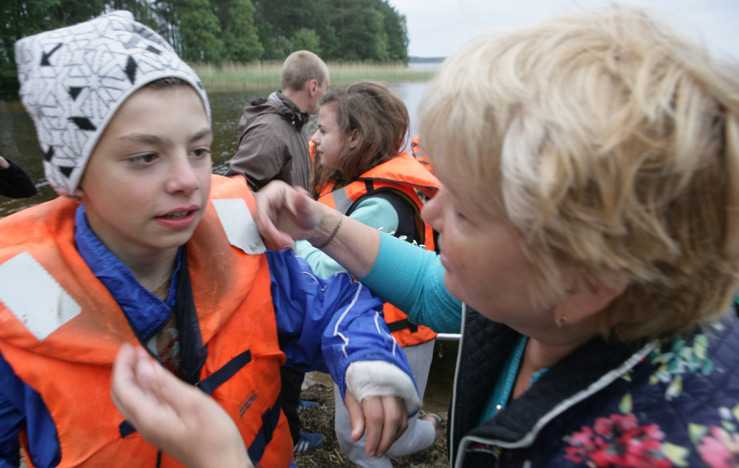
127, 153, 158, 166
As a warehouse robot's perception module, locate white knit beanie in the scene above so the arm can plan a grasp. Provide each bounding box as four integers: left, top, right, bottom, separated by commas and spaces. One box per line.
15, 10, 210, 196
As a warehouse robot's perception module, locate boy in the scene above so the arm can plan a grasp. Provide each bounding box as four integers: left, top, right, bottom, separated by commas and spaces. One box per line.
0, 11, 416, 467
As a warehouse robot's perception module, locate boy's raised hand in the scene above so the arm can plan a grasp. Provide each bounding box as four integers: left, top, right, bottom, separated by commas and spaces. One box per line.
111, 344, 253, 468
345, 391, 409, 456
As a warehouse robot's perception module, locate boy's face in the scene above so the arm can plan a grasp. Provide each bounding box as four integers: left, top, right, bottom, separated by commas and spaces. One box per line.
79, 85, 212, 263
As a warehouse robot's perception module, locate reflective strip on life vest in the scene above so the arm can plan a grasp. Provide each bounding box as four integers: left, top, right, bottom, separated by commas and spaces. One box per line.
330, 188, 353, 213
212, 198, 266, 255
0, 251, 80, 341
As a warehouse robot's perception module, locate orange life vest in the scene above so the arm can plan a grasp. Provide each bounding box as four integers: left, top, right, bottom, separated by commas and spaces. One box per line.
0, 175, 292, 467
318, 153, 439, 347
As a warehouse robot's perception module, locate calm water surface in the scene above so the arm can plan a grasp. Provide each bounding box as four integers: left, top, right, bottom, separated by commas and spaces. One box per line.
0, 80, 431, 216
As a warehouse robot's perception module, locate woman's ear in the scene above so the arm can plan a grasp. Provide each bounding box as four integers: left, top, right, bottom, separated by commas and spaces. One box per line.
554, 274, 628, 326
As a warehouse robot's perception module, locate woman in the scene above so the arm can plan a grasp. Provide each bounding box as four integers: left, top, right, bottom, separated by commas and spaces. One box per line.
0, 11, 417, 468
113, 7, 739, 468
299, 81, 441, 465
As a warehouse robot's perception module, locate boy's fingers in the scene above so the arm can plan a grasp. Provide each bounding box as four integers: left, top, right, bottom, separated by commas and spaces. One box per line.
344, 392, 365, 442
376, 396, 405, 455
361, 397, 384, 456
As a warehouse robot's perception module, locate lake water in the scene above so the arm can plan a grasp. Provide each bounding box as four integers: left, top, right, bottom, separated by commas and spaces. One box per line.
0, 79, 432, 216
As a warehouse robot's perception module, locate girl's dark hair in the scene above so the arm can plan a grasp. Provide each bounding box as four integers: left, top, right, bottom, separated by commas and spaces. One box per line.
311, 81, 409, 196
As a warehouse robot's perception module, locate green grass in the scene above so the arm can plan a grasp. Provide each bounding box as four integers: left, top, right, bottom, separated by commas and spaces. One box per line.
192, 62, 435, 93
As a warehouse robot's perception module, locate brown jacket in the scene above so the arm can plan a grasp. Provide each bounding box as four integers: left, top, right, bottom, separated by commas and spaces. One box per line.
227, 92, 311, 191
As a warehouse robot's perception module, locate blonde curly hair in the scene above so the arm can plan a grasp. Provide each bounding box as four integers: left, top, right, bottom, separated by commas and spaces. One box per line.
420, 8, 739, 342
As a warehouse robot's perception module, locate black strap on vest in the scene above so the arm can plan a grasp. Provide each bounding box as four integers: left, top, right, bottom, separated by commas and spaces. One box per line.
345, 180, 424, 245
118, 349, 254, 439
197, 350, 252, 394
119, 253, 255, 440
173, 252, 208, 385
386, 318, 419, 333
346, 180, 427, 334
247, 401, 283, 463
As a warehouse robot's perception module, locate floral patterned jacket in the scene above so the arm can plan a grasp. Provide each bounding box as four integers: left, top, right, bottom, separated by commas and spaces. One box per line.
449, 306, 739, 467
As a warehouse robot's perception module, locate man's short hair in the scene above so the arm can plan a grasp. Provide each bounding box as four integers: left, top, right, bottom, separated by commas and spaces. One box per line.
281, 50, 329, 91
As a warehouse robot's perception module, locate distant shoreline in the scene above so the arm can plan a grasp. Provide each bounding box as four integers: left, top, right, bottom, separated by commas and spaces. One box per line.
409, 56, 446, 64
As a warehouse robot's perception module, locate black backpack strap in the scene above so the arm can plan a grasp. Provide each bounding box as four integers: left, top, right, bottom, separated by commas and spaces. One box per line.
386, 318, 419, 333
345, 180, 423, 245
347, 182, 427, 335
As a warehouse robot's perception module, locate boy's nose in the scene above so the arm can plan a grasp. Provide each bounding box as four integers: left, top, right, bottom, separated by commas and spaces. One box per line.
166, 157, 199, 194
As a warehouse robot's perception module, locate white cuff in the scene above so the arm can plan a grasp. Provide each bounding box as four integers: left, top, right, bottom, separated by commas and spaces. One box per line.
345, 361, 420, 414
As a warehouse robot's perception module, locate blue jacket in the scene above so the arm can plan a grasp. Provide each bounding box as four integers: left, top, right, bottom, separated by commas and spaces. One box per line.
0, 205, 412, 467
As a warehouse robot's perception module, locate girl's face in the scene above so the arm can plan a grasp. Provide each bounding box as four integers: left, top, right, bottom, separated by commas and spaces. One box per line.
79, 85, 212, 265
311, 103, 348, 171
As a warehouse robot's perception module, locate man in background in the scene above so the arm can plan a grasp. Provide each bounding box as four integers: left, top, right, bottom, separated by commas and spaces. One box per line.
227, 50, 328, 192
227, 50, 329, 454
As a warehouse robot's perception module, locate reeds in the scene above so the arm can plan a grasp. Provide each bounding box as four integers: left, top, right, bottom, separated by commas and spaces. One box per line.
193, 62, 435, 93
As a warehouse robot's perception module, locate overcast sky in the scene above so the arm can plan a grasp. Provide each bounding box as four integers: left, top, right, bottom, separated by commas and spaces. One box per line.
388, 0, 739, 61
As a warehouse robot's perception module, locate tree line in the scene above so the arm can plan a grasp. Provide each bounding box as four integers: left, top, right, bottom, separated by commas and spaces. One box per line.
0, 0, 409, 98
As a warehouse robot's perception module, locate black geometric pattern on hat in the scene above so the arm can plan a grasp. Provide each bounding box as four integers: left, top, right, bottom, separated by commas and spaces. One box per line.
68, 117, 96, 131
68, 86, 84, 100
43, 146, 54, 162
125, 56, 137, 84
59, 165, 74, 178
15, 10, 210, 195
40, 43, 62, 66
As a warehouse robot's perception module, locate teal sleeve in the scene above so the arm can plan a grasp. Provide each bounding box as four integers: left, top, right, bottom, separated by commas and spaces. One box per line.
361, 232, 462, 333
295, 197, 400, 279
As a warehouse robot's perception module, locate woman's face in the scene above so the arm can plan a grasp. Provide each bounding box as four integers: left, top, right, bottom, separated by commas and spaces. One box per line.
311, 103, 347, 171
422, 168, 552, 327
79, 85, 212, 264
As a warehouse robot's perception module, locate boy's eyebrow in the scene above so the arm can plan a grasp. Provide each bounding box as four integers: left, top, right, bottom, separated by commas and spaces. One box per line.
190, 128, 212, 142
119, 133, 166, 145
118, 128, 212, 145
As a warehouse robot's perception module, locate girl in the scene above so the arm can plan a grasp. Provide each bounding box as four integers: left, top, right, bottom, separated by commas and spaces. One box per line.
297, 82, 441, 466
